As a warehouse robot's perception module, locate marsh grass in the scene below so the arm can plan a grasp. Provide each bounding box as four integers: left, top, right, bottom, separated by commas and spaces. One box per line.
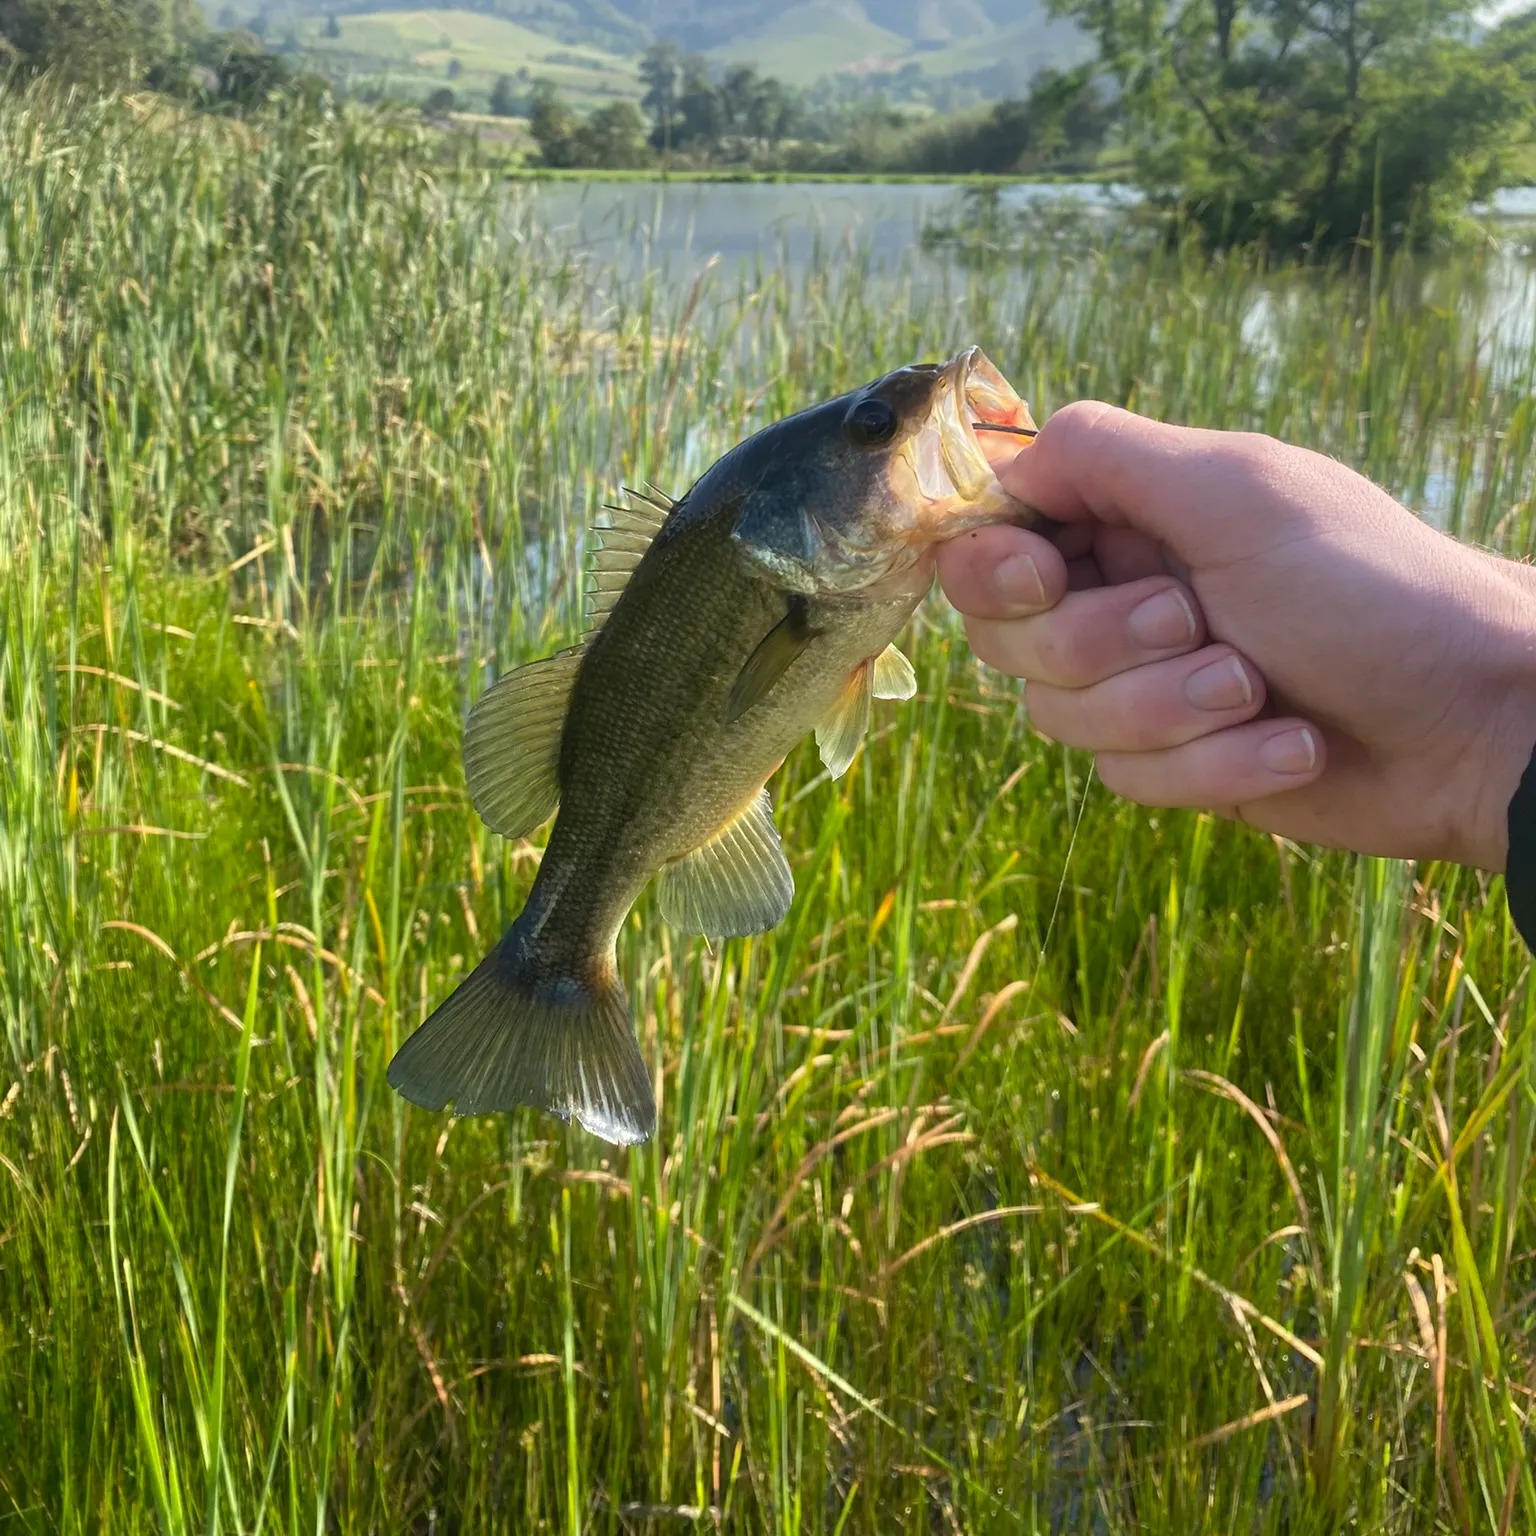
5, 83, 1536, 1532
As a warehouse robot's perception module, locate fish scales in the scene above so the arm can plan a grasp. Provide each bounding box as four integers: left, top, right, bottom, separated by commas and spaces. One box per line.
388, 347, 1038, 1143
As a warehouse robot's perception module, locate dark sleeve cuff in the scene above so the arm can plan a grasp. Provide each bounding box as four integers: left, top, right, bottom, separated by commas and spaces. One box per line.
1507, 740, 1536, 948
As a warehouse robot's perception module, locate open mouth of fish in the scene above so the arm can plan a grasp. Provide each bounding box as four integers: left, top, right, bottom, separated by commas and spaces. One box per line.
907, 346, 1038, 520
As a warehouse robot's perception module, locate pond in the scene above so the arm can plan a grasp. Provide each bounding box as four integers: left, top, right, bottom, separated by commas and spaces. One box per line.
518, 178, 1536, 281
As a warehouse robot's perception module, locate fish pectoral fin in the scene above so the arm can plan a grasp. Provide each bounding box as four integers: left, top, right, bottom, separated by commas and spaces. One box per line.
655, 788, 795, 939
871, 643, 917, 700
462, 646, 582, 839
725, 595, 822, 723
816, 663, 874, 780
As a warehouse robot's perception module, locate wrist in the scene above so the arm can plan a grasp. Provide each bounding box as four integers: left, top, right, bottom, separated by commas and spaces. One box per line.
1457, 566, 1536, 874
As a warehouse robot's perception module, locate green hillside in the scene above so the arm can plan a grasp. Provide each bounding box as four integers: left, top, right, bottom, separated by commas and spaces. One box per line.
234, 0, 1084, 104
700, 0, 910, 83
296, 9, 639, 105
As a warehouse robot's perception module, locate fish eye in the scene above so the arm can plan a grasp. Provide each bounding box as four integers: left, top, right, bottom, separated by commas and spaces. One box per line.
844, 398, 898, 448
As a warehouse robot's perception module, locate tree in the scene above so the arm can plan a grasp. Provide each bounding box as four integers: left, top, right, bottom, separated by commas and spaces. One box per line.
573, 99, 649, 167
0, 0, 204, 87
209, 33, 291, 109
446, 57, 461, 80
1049, 0, 1536, 248
422, 85, 455, 120
528, 79, 576, 166
489, 73, 517, 117
674, 54, 722, 152
638, 39, 680, 152
323, 13, 338, 39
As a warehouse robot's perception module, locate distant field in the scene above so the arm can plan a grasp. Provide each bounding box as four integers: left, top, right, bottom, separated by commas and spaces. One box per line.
298, 8, 641, 106
700, 0, 909, 82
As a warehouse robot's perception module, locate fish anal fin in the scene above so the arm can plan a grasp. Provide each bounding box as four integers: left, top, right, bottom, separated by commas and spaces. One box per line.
871, 643, 917, 700
816, 663, 873, 780
388, 924, 655, 1144
655, 788, 794, 938
463, 647, 582, 839
726, 596, 822, 723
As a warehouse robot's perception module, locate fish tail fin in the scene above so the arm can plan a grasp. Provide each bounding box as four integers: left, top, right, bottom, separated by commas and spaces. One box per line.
387, 920, 655, 1145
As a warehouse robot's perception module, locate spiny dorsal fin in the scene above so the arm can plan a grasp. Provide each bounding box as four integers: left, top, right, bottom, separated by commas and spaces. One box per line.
725, 595, 823, 722
871, 643, 917, 700
816, 662, 872, 780
654, 788, 794, 938
585, 488, 674, 629
463, 646, 583, 838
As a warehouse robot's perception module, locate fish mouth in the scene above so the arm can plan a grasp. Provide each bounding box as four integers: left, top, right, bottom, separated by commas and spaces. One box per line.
905, 347, 1037, 523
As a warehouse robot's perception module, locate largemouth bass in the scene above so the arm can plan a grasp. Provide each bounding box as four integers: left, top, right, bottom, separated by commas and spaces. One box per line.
387, 347, 1037, 1143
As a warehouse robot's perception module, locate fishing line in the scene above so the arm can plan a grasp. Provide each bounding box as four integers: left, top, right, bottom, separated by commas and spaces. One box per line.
1039, 755, 1096, 964
971, 422, 1038, 437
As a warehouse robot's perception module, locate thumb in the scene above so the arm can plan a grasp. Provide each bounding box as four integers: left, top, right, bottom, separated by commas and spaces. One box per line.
998, 400, 1279, 566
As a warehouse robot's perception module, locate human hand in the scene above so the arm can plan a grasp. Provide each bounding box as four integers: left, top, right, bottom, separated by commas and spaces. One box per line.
941, 402, 1536, 871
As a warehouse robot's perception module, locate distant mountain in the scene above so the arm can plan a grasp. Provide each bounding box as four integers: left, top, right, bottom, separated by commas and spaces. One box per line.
604, 0, 1049, 52
236, 0, 1085, 97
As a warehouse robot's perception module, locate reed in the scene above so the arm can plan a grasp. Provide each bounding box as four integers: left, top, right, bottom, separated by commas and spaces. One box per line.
4, 83, 1536, 1532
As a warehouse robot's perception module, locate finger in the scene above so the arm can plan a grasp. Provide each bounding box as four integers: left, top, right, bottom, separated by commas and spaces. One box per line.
1025, 646, 1266, 753
1095, 720, 1326, 809
963, 575, 1204, 688
1065, 557, 1103, 591
936, 524, 1069, 620
1002, 401, 1302, 566
1092, 525, 1173, 585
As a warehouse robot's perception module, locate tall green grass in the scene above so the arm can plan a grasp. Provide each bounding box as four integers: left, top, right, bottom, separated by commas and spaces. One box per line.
4, 84, 1536, 1532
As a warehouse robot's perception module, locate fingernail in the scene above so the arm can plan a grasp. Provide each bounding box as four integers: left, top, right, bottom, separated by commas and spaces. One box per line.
995, 552, 1046, 609
1259, 727, 1318, 776
1127, 588, 1196, 650
1185, 656, 1252, 712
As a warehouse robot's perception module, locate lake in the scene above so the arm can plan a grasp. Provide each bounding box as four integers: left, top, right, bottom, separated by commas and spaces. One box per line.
518, 178, 1536, 280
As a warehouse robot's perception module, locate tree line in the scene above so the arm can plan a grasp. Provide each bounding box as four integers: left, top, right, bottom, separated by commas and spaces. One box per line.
0, 0, 318, 108
525, 41, 1114, 176
1050, 0, 1536, 248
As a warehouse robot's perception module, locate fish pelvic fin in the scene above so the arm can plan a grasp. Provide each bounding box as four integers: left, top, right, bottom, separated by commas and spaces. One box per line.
656, 787, 794, 938
387, 924, 655, 1145
871, 642, 917, 700
816, 662, 874, 780
463, 646, 582, 839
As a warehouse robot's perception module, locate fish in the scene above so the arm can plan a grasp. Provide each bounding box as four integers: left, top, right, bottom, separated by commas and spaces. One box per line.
386, 346, 1038, 1144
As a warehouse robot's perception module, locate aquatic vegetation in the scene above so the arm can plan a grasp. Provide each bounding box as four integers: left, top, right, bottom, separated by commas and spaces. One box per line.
4, 86, 1536, 1532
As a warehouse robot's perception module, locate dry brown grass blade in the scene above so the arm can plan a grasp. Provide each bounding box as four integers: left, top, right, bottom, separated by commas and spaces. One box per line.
880, 1203, 1044, 1281
1184, 1392, 1310, 1451
1183, 1068, 1320, 1295
1127, 1030, 1169, 1110
744, 1108, 903, 1275
938, 913, 1018, 1024
101, 920, 246, 1032
955, 978, 1032, 1068
1031, 1166, 1324, 1369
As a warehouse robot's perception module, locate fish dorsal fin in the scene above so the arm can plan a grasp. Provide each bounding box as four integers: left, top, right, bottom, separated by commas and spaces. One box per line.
871, 643, 917, 700
463, 646, 583, 839
654, 788, 794, 938
816, 662, 873, 780
726, 595, 823, 722
586, 488, 673, 629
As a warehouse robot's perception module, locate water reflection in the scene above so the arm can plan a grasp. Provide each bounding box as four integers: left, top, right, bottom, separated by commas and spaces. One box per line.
521, 178, 1536, 281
